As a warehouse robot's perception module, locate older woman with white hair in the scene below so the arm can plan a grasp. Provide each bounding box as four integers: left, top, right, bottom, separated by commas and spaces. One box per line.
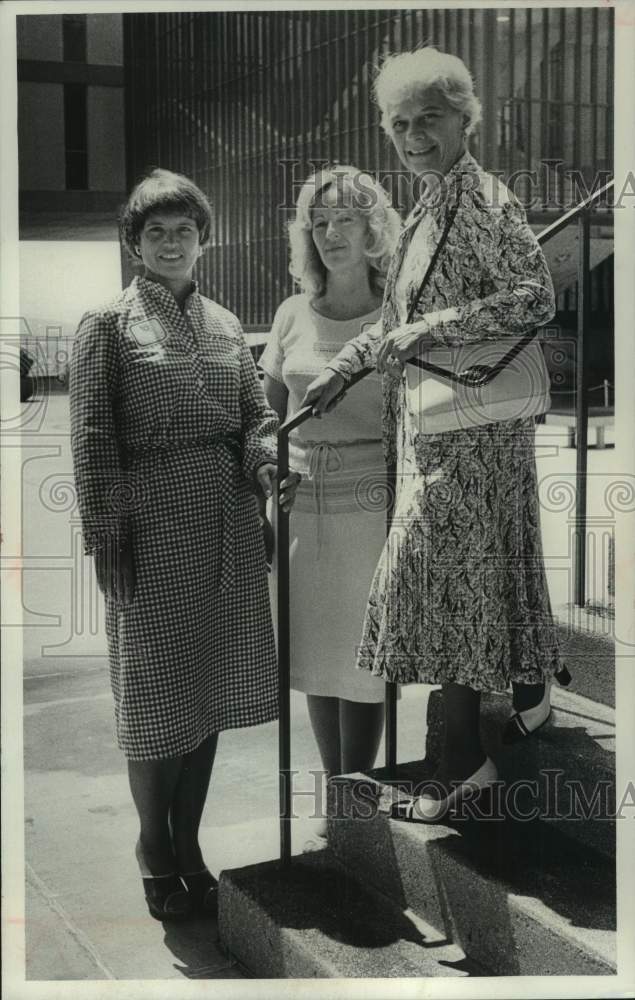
260, 166, 400, 835
303, 49, 563, 821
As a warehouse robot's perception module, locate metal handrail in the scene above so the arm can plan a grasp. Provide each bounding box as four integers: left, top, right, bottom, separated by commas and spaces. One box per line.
276, 372, 374, 866
275, 178, 614, 866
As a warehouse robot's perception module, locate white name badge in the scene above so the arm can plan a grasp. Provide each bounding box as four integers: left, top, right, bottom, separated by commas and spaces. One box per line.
129, 317, 168, 346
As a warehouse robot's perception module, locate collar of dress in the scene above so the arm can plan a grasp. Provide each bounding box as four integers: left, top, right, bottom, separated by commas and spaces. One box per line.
403, 149, 478, 231
133, 274, 199, 311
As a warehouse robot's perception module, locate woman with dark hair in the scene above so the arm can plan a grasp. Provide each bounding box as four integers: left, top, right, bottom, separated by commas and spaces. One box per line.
70, 168, 296, 919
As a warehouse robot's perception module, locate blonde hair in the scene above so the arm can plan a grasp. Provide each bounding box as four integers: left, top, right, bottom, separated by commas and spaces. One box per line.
374, 48, 482, 137
288, 165, 401, 298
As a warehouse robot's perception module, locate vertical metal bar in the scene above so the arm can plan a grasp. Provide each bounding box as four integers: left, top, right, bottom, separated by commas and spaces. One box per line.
373, 12, 382, 180
209, 14, 217, 299
338, 11, 347, 164
276, 12, 285, 308
384, 466, 398, 768
573, 7, 582, 171
480, 10, 498, 171
236, 13, 244, 318
256, 14, 265, 325
326, 13, 334, 165
353, 11, 362, 171
456, 8, 463, 58
222, 13, 229, 308
606, 8, 614, 169
277, 424, 292, 867
541, 8, 549, 188
525, 6, 532, 203
574, 209, 590, 606
265, 13, 274, 325
167, 15, 174, 168
231, 14, 238, 311
172, 14, 178, 170
590, 6, 598, 173
508, 7, 515, 170
362, 12, 371, 174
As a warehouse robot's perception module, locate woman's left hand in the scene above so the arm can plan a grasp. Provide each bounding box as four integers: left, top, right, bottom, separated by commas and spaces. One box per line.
376, 323, 437, 374
256, 463, 301, 512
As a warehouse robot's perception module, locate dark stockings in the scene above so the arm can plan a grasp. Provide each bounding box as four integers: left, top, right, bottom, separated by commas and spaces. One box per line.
129, 733, 218, 876
433, 682, 485, 788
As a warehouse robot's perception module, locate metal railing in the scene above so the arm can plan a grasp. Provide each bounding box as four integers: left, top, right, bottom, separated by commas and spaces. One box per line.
275, 178, 614, 866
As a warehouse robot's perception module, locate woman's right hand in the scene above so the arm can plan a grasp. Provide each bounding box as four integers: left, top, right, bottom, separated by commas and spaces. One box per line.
301, 369, 347, 417
94, 533, 136, 606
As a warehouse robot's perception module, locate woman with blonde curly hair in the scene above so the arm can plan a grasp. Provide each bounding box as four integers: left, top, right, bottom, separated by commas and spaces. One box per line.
259, 165, 400, 838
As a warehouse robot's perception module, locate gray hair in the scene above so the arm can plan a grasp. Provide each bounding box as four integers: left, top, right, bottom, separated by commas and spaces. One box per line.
374, 48, 482, 136
288, 165, 401, 299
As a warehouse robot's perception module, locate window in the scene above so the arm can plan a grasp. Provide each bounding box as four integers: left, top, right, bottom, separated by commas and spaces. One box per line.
64, 83, 87, 189
62, 15, 87, 62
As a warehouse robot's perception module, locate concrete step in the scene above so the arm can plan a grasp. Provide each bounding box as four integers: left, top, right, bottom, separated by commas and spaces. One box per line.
423, 686, 615, 861
553, 603, 615, 707
218, 850, 489, 979
327, 773, 616, 976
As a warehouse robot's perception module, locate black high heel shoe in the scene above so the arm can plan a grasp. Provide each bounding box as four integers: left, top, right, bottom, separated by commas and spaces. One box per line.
135, 840, 192, 921
180, 867, 219, 917
503, 666, 572, 744
141, 872, 192, 921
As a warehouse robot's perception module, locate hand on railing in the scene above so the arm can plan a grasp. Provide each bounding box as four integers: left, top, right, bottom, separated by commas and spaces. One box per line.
257, 462, 301, 512
300, 366, 374, 418
300, 369, 347, 417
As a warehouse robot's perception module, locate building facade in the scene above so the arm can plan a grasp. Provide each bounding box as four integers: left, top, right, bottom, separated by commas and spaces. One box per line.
122, 7, 613, 329
18, 13, 126, 230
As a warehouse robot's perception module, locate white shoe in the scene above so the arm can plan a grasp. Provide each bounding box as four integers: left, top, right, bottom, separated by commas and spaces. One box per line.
391, 757, 499, 824
301, 834, 327, 854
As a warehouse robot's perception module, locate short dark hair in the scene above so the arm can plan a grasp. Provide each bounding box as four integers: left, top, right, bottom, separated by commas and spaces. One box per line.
119, 168, 213, 260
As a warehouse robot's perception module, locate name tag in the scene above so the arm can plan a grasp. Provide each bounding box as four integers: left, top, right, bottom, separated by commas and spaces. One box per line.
129, 317, 168, 346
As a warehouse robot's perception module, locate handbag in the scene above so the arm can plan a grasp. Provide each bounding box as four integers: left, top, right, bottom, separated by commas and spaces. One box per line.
402, 203, 551, 433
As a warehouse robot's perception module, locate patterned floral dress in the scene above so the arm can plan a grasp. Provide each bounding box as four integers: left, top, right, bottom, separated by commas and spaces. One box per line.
327, 151, 561, 691
70, 276, 279, 759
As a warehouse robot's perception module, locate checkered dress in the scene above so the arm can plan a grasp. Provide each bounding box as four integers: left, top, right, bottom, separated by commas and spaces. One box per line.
69, 276, 279, 759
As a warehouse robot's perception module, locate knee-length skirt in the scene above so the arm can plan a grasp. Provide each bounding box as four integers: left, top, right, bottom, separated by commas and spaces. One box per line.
105, 443, 278, 760
357, 416, 560, 690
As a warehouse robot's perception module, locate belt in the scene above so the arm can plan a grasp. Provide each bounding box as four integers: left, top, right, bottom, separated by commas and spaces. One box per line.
127, 432, 242, 593
306, 442, 343, 555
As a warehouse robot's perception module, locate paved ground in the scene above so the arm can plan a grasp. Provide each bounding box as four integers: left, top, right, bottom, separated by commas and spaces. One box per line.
7, 384, 619, 985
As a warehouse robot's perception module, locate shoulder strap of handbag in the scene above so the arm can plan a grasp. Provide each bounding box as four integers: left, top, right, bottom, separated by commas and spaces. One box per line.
405, 201, 459, 326
406, 194, 541, 387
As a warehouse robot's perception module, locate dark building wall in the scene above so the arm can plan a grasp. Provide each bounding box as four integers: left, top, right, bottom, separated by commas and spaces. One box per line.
123, 8, 613, 329
17, 13, 126, 221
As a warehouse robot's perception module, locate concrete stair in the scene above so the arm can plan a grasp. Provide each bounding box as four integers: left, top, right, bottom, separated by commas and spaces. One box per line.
327, 769, 615, 977
218, 630, 616, 979
423, 685, 615, 861
218, 849, 489, 978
